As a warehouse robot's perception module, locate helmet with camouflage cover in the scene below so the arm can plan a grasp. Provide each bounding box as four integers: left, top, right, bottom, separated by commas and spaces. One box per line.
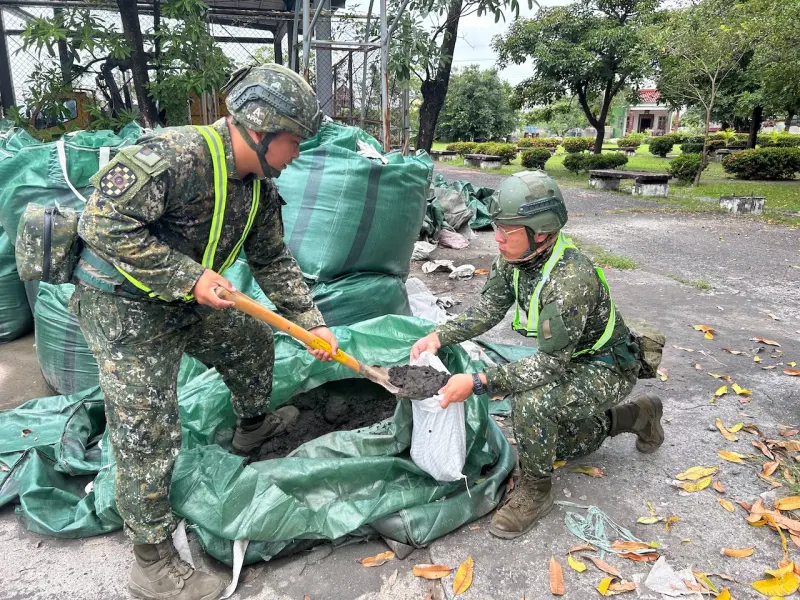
488, 170, 567, 234
222, 64, 322, 139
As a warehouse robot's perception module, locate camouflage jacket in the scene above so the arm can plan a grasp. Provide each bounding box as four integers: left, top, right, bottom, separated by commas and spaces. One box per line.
435, 247, 630, 395
78, 118, 324, 330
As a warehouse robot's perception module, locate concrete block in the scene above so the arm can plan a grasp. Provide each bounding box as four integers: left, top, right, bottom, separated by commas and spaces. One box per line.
590, 177, 620, 191
633, 181, 669, 197
719, 195, 765, 215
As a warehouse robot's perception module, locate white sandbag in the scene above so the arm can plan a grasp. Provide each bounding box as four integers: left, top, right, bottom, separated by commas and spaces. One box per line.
410, 351, 467, 483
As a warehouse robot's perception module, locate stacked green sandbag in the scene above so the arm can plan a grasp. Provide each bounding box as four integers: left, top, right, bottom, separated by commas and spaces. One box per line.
277, 122, 432, 325
0, 227, 33, 342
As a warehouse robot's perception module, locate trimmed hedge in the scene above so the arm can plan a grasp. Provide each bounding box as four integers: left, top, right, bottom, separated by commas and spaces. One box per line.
757, 133, 800, 148
562, 137, 593, 153
445, 141, 478, 156
680, 142, 705, 154
564, 152, 628, 174
517, 138, 536, 148
649, 136, 675, 158
617, 137, 642, 148
722, 147, 800, 180
669, 153, 707, 183
521, 148, 552, 170
472, 142, 518, 164
531, 137, 560, 149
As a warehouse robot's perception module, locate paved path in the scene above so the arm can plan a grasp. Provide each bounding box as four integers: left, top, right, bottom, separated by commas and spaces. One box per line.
2, 171, 799, 599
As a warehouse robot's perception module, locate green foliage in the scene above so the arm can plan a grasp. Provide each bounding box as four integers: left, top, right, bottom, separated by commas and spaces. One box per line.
617, 138, 642, 148
521, 97, 588, 136
531, 137, 560, 149
669, 153, 708, 183
445, 141, 479, 155
649, 136, 675, 157
623, 131, 651, 144
722, 147, 800, 180
521, 148, 552, 170
562, 137, 593, 153
680, 142, 705, 154
707, 139, 726, 152
563, 152, 627, 173
517, 138, 536, 147
436, 66, 518, 143
757, 133, 800, 148
474, 142, 518, 163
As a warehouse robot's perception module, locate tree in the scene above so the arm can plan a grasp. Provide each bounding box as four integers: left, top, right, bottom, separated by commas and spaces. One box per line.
653, 0, 755, 183
435, 66, 517, 141
388, 0, 528, 153
493, 0, 658, 154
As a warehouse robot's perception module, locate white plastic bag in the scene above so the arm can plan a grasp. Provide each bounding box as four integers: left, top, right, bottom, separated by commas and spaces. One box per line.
410, 351, 467, 482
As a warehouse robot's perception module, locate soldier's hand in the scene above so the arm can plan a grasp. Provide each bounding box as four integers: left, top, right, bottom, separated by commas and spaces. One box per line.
195, 269, 236, 310
308, 326, 339, 362
439, 374, 473, 408
410, 332, 441, 361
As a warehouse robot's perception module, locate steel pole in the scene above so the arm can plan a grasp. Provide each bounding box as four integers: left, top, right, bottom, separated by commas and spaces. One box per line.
290, 0, 300, 71
359, 0, 374, 128
379, 0, 389, 151
0, 9, 15, 110
302, 0, 311, 81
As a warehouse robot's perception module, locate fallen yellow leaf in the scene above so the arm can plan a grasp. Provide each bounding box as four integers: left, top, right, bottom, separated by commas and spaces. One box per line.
716, 418, 738, 441
729, 422, 744, 433
452, 556, 473, 596
598, 576, 613, 596
714, 589, 731, 600
412, 564, 452, 579
713, 480, 726, 493
693, 571, 718, 593
553, 460, 567, 469
694, 324, 714, 334
767, 313, 781, 321
715, 385, 729, 397
677, 476, 712, 492
665, 516, 680, 532
718, 450, 747, 464
751, 336, 781, 347
763, 461, 780, 477
676, 466, 719, 481
775, 497, 800, 511
751, 571, 799, 596
721, 547, 754, 558
568, 553, 587, 573
571, 466, 605, 478
732, 383, 752, 396
718, 499, 735, 512
607, 581, 637, 594
705, 332, 714, 339
754, 355, 762, 363
788, 362, 797, 368
681, 538, 692, 543
549, 557, 565, 595
361, 551, 395, 567
766, 563, 795, 578
637, 516, 664, 524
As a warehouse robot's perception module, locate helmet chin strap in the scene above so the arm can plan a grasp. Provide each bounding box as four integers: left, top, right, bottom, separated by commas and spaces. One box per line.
505, 231, 559, 264
233, 120, 282, 179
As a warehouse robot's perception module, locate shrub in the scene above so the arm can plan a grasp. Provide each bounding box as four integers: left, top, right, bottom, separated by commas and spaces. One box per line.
563, 153, 586, 173
445, 141, 478, 156
707, 139, 726, 152
617, 137, 641, 149
563, 137, 592, 153
625, 131, 650, 144
473, 142, 517, 163
680, 142, 705, 154
521, 148, 552, 170
517, 138, 536, 148
562, 152, 628, 173
669, 153, 707, 183
722, 147, 800, 180
531, 137, 560, 149
649, 136, 675, 158
757, 133, 800, 148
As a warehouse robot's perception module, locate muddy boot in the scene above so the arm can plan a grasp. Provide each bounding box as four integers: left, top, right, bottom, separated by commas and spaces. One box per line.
232, 406, 300, 455
489, 475, 554, 540
608, 395, 664, 454
129, 539, 224, 600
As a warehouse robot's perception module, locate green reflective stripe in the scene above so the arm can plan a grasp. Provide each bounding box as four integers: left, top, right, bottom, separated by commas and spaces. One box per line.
511, 232, 614, 355
216, 179, 260, 276
114, 266, 164, 300
194, 125, 228, 270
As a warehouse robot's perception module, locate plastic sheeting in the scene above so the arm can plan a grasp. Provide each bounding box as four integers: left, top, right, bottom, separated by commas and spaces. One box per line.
0, 228, 32, 342
311, 272, 411, 326
277, 123, 433, 282
0, 315, 514, 567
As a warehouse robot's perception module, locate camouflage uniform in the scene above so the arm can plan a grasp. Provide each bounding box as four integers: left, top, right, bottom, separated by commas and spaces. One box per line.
435, 246, 639, 479
72, 118, 323, 544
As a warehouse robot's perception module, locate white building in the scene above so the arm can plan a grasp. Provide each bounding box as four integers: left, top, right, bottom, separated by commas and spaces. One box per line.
622, 89, 676, 136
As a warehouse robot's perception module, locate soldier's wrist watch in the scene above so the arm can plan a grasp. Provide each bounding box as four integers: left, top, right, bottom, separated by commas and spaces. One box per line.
472, 373, 488, 396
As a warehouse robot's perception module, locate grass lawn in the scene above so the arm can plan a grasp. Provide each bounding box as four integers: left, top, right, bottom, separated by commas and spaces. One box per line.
431, 142, 800, 224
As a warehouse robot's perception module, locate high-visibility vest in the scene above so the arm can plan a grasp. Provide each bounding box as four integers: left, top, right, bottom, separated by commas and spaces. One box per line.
511, 232, 616, 356
115, 125, 261, 302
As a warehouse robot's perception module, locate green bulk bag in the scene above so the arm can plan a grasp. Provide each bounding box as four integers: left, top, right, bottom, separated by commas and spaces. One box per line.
0, 229, 33, 342
277, 122, 432, 282
34, 283, 100, 395
311, 272, 411, 326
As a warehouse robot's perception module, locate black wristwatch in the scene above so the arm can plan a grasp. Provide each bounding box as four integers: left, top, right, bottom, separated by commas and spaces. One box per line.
472, 373, 488, 396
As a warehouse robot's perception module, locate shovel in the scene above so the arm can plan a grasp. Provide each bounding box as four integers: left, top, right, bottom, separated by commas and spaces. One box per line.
215, 288, 400, 395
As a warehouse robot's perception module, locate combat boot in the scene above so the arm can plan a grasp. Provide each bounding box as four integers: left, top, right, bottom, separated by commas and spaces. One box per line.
489, 475, 554, 539
608, 395, 664, 453
129, 539, 224, 600
232, 406, 300, 455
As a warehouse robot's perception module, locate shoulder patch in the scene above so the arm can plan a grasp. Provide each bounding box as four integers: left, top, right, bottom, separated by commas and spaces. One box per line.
133, 147, 162, 168
99, 164, 138, 198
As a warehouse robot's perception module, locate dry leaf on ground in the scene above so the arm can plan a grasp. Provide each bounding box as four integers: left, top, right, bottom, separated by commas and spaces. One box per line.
754, 440, 775, 459
587, 556, 622, 578
611, 541, 652, 553
692, 572, 718, 594
568, 544, 596, 553
550, 557, 565, 595
715, 385, 729, 397
732, 383, 752, 397
452, 556, 473, 596
665, 516, 680, 532
714, 589, 731, 600
716, 419, 738, 441
718, 499, 736, 513
766, 562, 795, 578
598, 577, 613, 596
618, 552, 658, 562
571, 466, 605, 478
721, 547, 754, 558
607, 581, 637, 595
361, 551, 395, 567
754, 355, 762, 363
412, 565, 452, 580
677, 476, 712, 492
763, 461, 780, 477
723, 349, 746, 355
474, 269, 489, 275
713, 480, 726, 493
718, 450, 747, 464
784, 368, 800, 376
751, 336, 781, 347
775, 497, 800, 511
637, 516, 664, 524
694, 325, 715, 339
553, 460, 567, 469
676, 466, 718, 481
779, 429, 799, 437
751, 571, 799, 596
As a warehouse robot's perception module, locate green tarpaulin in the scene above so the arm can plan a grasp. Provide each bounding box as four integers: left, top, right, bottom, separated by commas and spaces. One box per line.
0, 314, 513, 566
0, 228, 32, 342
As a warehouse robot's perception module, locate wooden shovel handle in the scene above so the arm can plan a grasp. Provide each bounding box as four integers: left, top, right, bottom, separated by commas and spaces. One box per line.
215, 287, 363, 374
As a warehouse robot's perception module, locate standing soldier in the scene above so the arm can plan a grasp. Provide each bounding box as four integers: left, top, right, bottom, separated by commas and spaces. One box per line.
410, 171, 664, 540
71, 65, 339, 600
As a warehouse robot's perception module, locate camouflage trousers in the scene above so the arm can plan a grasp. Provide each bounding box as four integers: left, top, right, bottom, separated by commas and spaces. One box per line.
72, 285, 275, 544
511, 361, 637, 479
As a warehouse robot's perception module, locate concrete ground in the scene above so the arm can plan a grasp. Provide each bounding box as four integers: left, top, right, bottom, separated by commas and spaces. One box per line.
2, 165, 800, 599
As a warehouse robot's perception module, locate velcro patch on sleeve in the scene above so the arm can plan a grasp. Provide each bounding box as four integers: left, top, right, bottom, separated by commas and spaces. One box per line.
99, 164, 138, 198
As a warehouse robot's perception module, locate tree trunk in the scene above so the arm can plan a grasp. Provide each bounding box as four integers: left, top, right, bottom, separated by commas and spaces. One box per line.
747, 104, 762, 149
54, 9, 72, 85
694, 107, 711, 186
415, 0, 462, 153
116, 0, 159, 127
786, 112, 795, 130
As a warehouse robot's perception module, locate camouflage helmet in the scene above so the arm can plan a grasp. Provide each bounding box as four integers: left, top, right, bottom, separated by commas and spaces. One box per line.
222, 64, 322, 140
488, 170, 567, 234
